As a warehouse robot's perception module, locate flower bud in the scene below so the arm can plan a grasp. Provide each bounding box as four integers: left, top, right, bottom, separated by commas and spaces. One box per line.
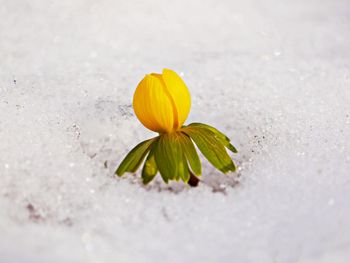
133, 69, 191, 133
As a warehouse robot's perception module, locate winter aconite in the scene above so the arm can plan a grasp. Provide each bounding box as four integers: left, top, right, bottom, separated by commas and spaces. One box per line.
116, 69, 237, 186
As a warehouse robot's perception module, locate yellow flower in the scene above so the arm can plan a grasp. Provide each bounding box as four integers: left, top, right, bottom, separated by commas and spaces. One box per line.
116, 68, 237, 186
133, 69, 191, 133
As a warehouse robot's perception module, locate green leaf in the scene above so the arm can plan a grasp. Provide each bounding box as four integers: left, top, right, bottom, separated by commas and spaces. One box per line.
154, 133, 176, 183
154, 132, 189, 183
115, 138, 156, 176
182, 127, 236, 173
141, 143, 158, 185
179, 133, 202, 176
179, 152, 190, 183
188, 123, 238, 153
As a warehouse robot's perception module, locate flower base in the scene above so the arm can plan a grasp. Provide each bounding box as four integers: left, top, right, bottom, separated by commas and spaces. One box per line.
116, 123, 237, 186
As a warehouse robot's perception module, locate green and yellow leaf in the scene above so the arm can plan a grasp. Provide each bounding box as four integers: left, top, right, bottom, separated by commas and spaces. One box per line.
115, 138, 156, 176
188, 123, 238, 153
179, 133, 202, 176
141, 144, 158, 185
154, 132, 190, 183
182, 127, 236, 173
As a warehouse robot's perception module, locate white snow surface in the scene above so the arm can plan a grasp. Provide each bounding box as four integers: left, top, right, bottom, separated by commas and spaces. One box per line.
1, 0, 350, 262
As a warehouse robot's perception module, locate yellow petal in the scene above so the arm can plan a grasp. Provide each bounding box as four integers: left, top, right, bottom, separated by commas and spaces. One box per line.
162, 69, 191, 129
133, 74, 174, 133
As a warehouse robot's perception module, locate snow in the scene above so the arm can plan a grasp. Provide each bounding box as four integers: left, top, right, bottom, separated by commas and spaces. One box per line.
1, 0, 350, 262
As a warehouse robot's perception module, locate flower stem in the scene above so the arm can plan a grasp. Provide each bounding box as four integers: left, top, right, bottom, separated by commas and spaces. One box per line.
188, 171, 200, 187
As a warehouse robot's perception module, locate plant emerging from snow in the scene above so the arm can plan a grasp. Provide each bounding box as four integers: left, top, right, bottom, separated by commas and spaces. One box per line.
116, 69, 237, 186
